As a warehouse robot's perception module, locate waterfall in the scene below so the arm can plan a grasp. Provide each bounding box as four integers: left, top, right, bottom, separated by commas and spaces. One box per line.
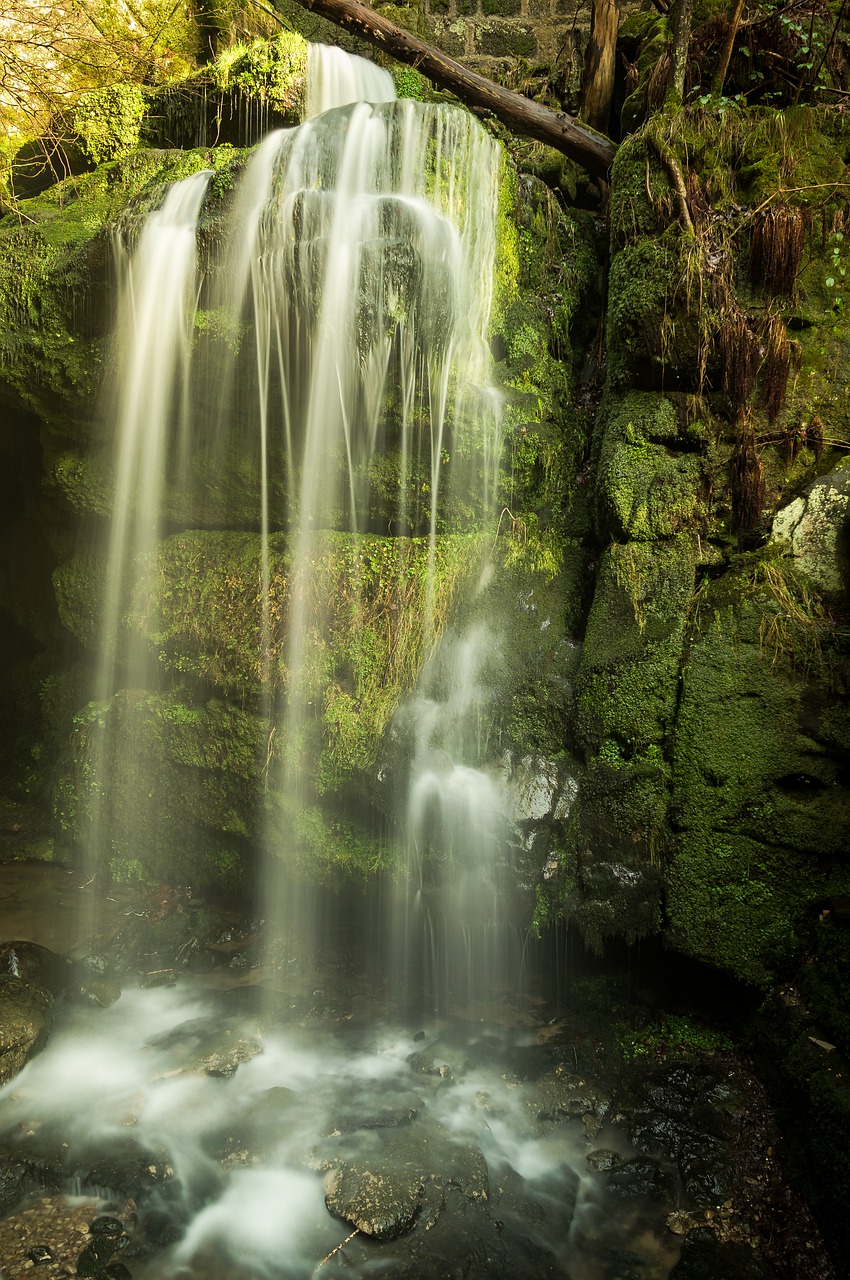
304, 43, 396, 118
90, 45, 510, 1006
84, 170, 212, 895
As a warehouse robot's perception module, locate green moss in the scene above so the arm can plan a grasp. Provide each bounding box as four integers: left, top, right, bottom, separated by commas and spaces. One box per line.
574, 535, 697, 754
606, 234, 714, 392
667, 560, 850, 985
594, 392, 706, 540
211, 32, 307, 115
72, 86, 148, 166
666, 831, 832, 986
472, 20, 537, 57
673, 569, 850, 853
618, 1012, 733, 1061
269, 792, 395, 881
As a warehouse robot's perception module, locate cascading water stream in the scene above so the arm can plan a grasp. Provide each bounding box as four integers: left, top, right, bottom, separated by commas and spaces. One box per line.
89, 40, 510, 999
84, 170, 212, 898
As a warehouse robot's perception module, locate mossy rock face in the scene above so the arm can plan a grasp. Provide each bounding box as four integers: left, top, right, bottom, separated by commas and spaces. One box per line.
666, 563, 850, 986
55, 686, 396, 889
594, 392, 707, 541
0, 147, 244, 440
558, 753, 666, 949
55, 689, 262, 890
494, 171, 598, 534
574, 535, 697, 756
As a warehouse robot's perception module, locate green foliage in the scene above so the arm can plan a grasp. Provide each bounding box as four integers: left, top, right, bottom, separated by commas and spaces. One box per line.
618, 1013, 733, 1061
391, 66, 428, 101
72, 85, 148, 165
211, 32, 307, 112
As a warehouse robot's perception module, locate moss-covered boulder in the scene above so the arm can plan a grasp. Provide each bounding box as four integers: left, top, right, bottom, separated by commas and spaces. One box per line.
666, 560, 850, 985
0, 976, 54, 1086
574, 535, 697, 756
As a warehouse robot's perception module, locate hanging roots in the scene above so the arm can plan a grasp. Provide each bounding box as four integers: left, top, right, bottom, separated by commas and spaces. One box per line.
732, 409, 766, 539
760, 312, 794, 422
782, 416, 823, 464
719, 302, 760, 414
806, 415, 824, 460
647, 49, 672, 113
783, 420, 806, 465
750, 204, 807, 296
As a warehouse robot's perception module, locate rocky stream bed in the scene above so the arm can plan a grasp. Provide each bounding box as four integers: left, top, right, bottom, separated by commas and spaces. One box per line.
0, 862, 836, 1280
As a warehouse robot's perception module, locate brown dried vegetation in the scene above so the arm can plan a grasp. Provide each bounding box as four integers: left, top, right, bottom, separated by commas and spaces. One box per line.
719, 302, 760, 415
750, 204, 807, 296
759, 312, 794, 422
731, 409, 766, 539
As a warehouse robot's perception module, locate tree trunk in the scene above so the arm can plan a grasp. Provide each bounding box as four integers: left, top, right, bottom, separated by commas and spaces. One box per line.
283, 0, 617, 178
711, 0, 746, 97
668, 0, 692, 102
581, 0, 620, 135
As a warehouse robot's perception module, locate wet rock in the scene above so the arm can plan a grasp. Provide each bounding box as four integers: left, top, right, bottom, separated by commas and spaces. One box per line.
494, 1161, 579, 1236
0, 942, 70, 994
513, 755, 560, 822
90, 1214, 125, 1237
0, 975, 54, 1085
395, 1183, 564, 1279
406, 1039, 472, 1081
330, 1082, 423, 1133
68, 955, 122, 1008
324, 1159, 423, 1239
668, 1226, 769, 1278
28, 1244, 53, 1262
73, 1136, 172, 1199
677, 1136, 734, 1208
320, 1115, 490, 1242
0, 1151, 63, 1213
606, 1155, 673, 1201
530, 1069, 611, 1124
586, 1148, 622, 1172
77, 1227, 128, 1269
146, 1013, 261, 1076
628, 1062, 738, 1209
213, 1085, 298, 1159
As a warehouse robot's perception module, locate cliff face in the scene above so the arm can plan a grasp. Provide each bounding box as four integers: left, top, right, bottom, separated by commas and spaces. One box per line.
1, 36, 848, 970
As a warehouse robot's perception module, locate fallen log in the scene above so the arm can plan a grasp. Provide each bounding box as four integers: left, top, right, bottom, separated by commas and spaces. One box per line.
286, 0, 618, 178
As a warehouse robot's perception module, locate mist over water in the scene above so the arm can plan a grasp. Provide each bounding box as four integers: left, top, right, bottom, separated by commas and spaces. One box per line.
0, 979, 676, 1279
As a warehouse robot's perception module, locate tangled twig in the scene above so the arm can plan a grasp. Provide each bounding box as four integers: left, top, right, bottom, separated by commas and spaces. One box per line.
311, 1229, 360, 1275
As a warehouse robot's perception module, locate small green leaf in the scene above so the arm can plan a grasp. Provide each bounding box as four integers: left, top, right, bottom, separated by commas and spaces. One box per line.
826, 276, 836, 287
